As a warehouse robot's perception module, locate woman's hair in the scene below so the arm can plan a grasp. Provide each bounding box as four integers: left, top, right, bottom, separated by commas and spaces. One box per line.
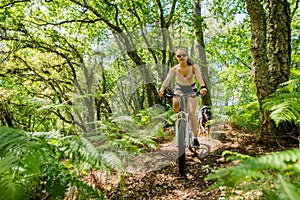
187, 58, 195, 66
176, 47, 195, 66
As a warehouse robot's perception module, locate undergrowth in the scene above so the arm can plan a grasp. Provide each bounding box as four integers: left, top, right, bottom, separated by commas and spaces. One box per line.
0, 127, 106, 199
206, 148, 300, 199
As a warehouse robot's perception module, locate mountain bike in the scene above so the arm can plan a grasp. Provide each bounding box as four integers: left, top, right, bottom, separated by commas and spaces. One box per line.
165, 92, 210, 176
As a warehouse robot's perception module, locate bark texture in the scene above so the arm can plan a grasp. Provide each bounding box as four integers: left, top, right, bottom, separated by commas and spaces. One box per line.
267, 0, 291, 89
246, 0, 291, 143
193, 0, 212, 106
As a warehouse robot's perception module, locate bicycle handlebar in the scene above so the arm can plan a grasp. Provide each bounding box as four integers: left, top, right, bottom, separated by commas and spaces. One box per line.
164, 92, 200, 98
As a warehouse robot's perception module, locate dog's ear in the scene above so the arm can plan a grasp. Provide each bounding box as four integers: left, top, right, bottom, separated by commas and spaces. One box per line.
201, 106, 207, 112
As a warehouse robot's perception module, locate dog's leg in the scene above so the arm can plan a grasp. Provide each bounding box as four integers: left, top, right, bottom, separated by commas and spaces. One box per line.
202, 126, 208, 138
197, 119, 202, 136
199, 119, 205, 136
203, 129, 208, 138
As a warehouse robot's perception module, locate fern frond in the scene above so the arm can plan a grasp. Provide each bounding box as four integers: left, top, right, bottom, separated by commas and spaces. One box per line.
101, 152, 124, 171
277, 175, 300, 200
0, 179, 26, 200
269, 101, 300, 126
277, 79, 300, 93
107, 138, 139, 153
222, 150, 252, 162
263, 79, 300, 126
0, 127, 105, 199
206, 148, 300, 199
219, 101, 260, 131
112, 115, 138, 131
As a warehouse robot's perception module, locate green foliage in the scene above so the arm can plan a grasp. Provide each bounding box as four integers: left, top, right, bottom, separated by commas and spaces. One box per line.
216, 101, 260, 132
263, 79, 300, 127
222, 150, 252, 162
0, 77, 57, 131
291, 3, 300, 70
82, 122, 151, 158
209, 0, 247, 26
205, 17, 258, 132
0, 126, 111, 199
232, 101, 260, 131
206, 148, 300, 199
82, 105, 174, 160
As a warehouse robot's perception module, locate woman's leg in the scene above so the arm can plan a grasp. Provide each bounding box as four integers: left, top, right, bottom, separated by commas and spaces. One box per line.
173, 90, 182, 113
173, 97, 180, 113
188, 97, 198, 136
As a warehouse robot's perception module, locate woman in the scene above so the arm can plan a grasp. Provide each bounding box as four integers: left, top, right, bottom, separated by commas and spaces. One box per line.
158, 48, 207, 146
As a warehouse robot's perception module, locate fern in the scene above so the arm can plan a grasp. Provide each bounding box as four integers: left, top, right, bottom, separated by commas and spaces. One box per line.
263, 79, 300, 126
84, 114, 159, 155
213, 101, 260, 131
101, 152, 124, 171
206, 148, 300, 199
222, 150, 252, 162
0, 127, 105, 200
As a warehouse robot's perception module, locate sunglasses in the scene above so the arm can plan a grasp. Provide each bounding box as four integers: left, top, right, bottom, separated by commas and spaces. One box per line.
176, 54, 187, 58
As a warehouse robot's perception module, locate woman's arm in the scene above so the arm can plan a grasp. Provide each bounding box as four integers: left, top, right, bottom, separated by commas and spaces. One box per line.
158, 67, 176, 96
193, 64, 205, 86
193, 64, 207, 95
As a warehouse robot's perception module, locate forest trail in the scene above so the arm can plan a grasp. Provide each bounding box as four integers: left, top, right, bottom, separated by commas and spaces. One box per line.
104, 122, 266, 199
124, 122, 224, 175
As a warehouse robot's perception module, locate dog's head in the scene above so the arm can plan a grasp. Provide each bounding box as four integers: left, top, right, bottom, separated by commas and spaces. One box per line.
201, 106, 212, 121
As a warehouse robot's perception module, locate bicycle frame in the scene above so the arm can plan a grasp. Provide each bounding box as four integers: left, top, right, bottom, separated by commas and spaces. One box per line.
175, 95, 192, 148
165, 92, 198, 175
166, 92, 198, 147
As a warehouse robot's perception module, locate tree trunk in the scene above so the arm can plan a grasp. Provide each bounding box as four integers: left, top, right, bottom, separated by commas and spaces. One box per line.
120, 31, 161, 107
267, 0, 291, 89
246, 0, 272, 141
267, 0, 292, 140
95, 53, 112, 120
192, 0, 212, 106
114, 33, 140, 112
246, 0, 292, 144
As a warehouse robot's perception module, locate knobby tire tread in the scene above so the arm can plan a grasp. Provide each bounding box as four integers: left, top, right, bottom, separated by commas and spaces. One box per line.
178, 119, 186, 176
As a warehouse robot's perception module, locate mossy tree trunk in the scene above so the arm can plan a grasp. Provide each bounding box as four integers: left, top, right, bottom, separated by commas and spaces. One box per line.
246, 0, 291, 144
192, 0, 212, 106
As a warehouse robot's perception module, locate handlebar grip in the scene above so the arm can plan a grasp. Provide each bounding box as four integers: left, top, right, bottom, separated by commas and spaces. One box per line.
164, 92, 200, 98
164, 93, 174, 98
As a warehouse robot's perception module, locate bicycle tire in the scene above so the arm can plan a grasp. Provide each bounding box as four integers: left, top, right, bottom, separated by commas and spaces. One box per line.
177, 118, 186, 176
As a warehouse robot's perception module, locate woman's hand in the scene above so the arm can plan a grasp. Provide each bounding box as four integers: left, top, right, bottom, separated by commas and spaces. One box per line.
199, 88, 207, 96
158, 90, 165, 97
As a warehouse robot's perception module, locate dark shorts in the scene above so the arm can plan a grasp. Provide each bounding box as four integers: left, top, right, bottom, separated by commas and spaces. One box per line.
175, 83, 197, 94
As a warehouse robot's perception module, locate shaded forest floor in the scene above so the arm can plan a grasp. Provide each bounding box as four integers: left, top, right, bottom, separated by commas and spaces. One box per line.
101, 123, 293, 200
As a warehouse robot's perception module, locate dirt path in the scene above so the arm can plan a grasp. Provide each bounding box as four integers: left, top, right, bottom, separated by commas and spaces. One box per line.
124, 122, 224, 175
124, 137, 221, 175
107, 124, 243, 200
93, 122, 297, 199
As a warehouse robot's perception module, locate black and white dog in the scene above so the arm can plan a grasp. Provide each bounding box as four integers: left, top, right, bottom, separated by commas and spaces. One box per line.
197, 106, 212, 137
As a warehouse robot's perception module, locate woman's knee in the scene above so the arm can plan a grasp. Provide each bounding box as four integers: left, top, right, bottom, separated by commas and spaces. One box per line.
173, 99, 180, 113
173, 104, 180, 113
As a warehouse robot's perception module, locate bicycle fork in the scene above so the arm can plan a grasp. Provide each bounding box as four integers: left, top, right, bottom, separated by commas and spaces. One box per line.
175, 111, 191, 148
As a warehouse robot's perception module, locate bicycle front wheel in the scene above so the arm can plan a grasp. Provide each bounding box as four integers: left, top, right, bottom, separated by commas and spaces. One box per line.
177, 118, 186, 176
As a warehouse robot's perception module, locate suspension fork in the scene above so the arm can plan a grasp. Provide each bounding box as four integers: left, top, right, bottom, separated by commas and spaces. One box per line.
175, 96, 190, 147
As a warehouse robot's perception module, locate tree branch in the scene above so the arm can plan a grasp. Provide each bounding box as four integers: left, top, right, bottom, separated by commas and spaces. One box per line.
0, 0, 30, 9
32, 17, 102, 26
166, 0, 178, 27
69, 0, 122, 33
291, 0, 299, 19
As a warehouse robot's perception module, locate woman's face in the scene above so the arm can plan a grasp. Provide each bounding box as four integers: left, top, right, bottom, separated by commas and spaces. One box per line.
176, 50, 188, 62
